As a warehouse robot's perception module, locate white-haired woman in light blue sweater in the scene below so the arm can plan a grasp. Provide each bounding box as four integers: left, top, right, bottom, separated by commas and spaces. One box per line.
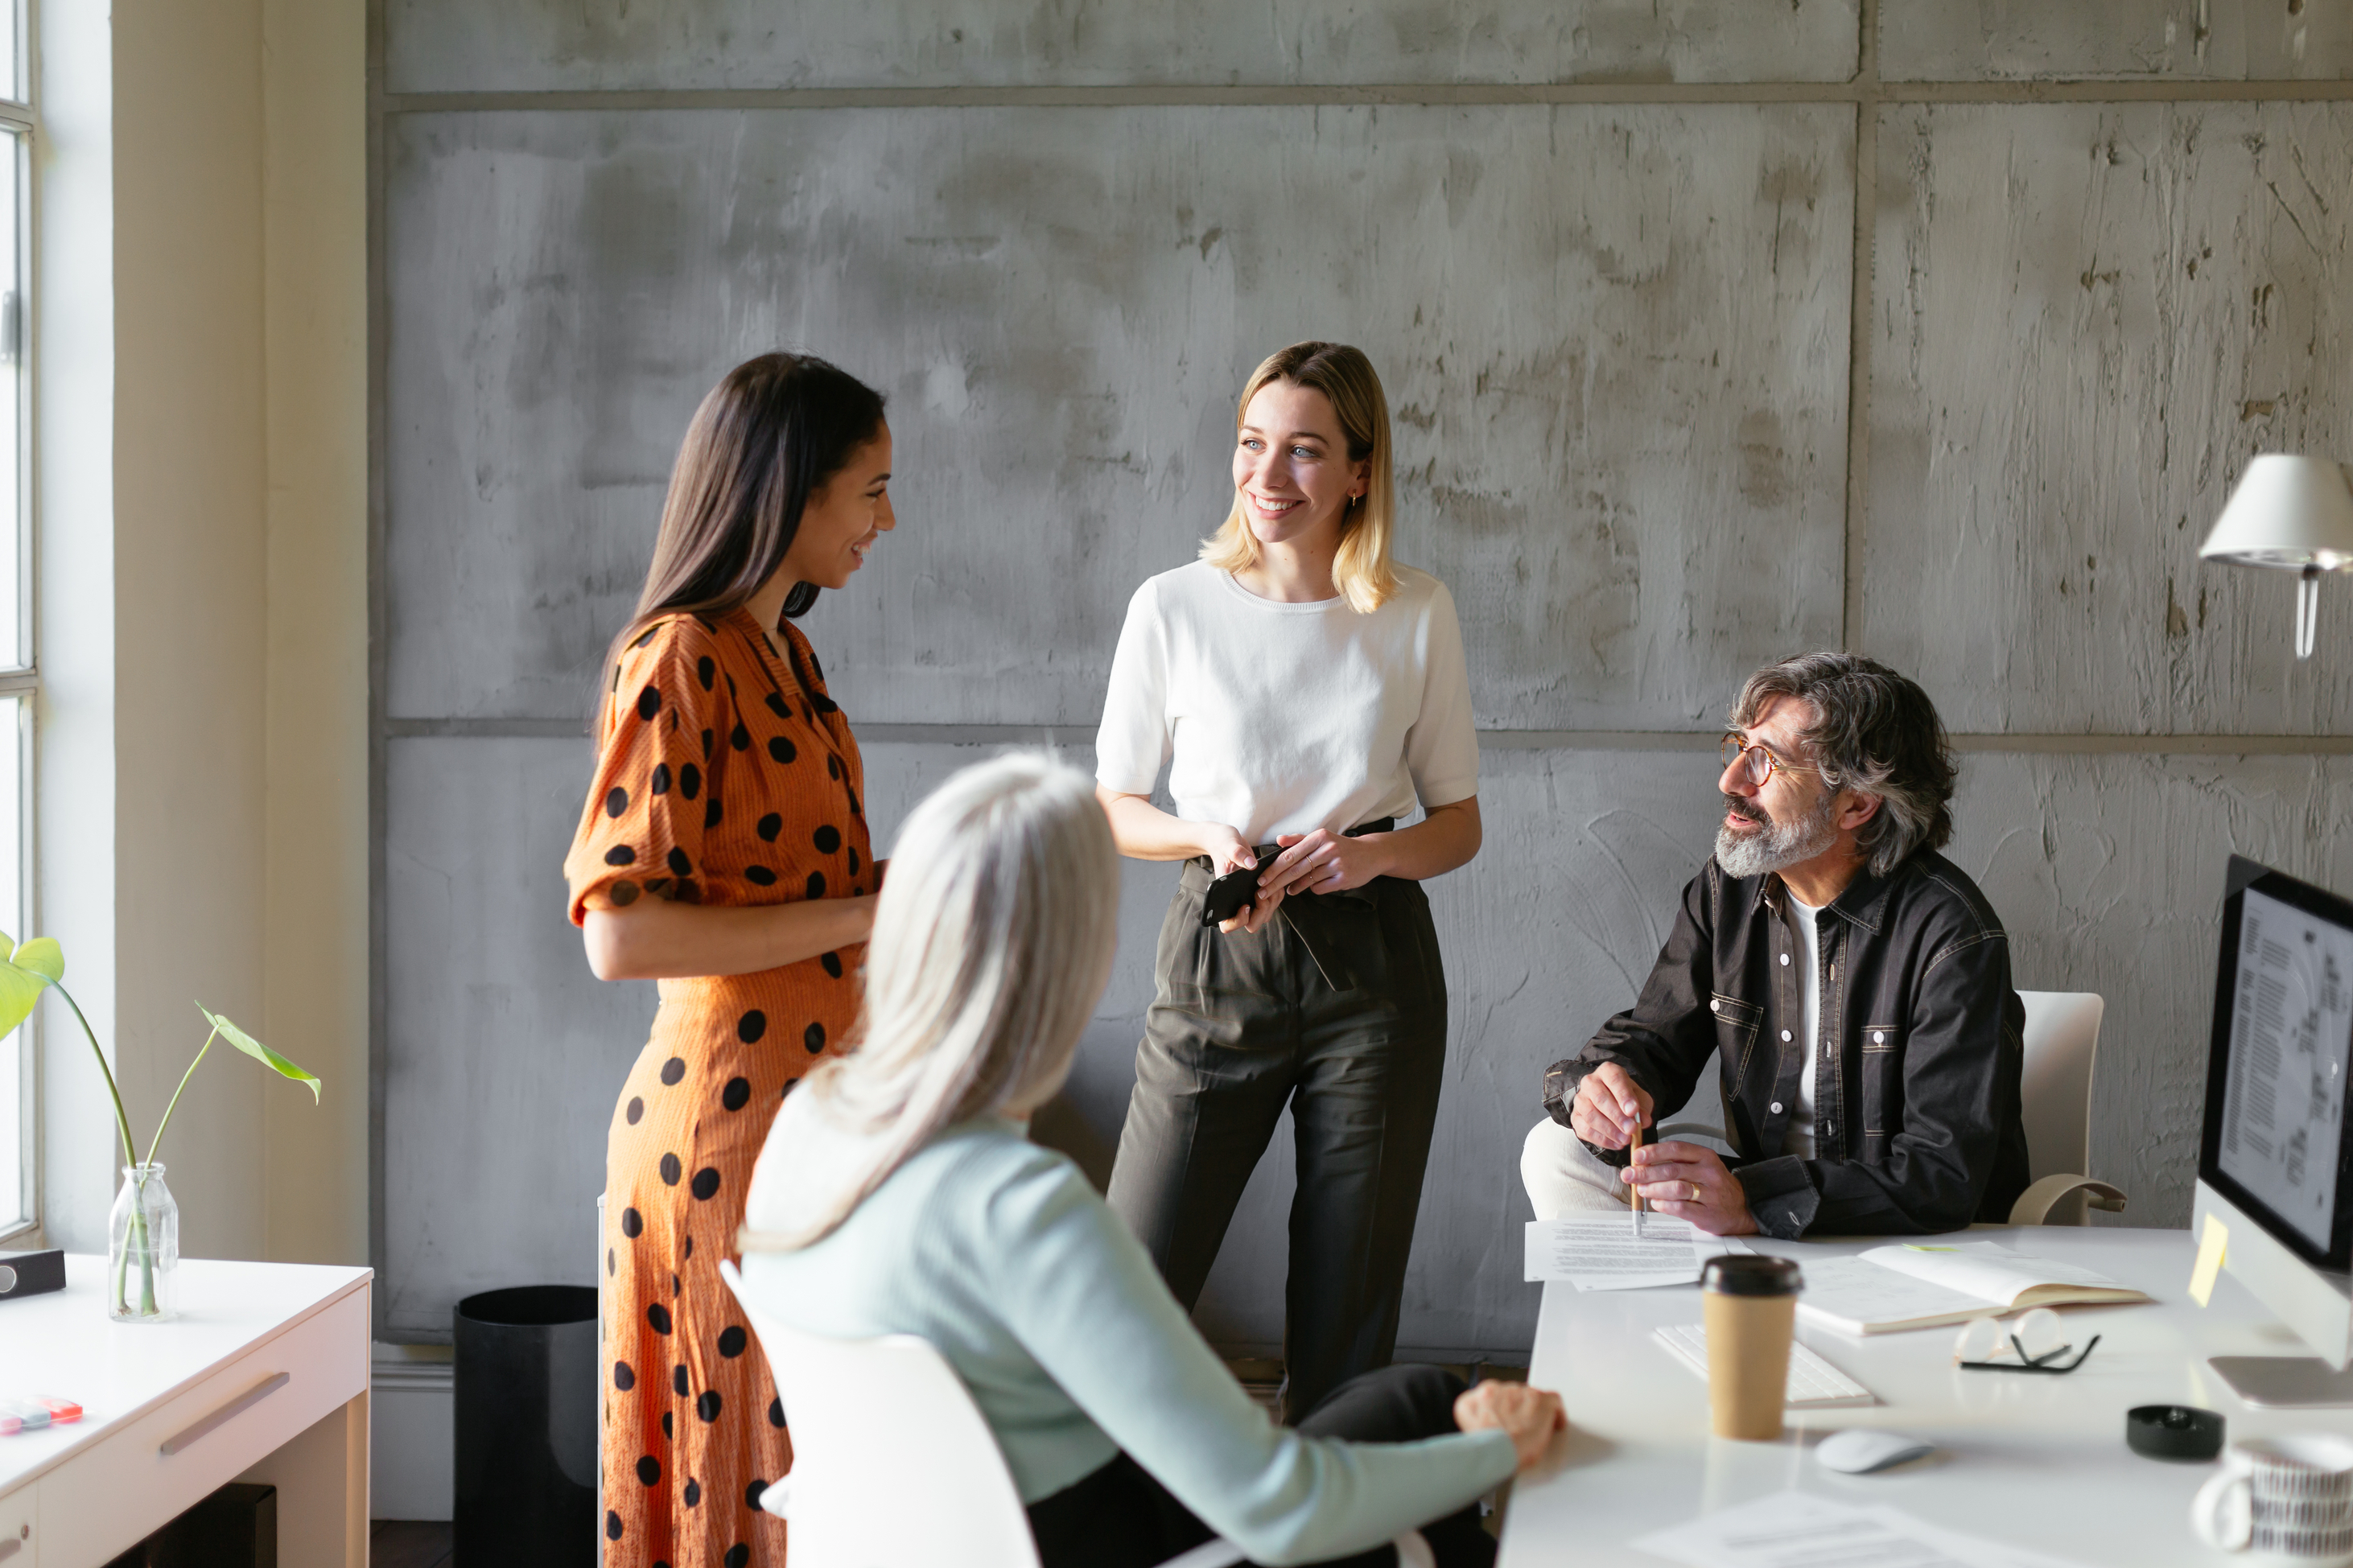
737, 753, 1562, 1568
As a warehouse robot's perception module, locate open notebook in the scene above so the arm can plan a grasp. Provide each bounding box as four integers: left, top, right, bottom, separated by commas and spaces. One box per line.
1795, 1241, 2151, 1335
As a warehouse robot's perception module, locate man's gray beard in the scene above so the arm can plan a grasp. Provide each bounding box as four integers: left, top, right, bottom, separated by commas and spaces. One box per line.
1715, 793, 1837, 880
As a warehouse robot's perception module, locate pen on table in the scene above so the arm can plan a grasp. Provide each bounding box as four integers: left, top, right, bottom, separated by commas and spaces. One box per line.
1630, 1115, 1644, 1236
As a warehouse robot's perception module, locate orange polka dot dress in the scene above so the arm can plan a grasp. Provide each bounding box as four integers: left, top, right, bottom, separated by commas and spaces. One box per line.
565, 606, 873, 1568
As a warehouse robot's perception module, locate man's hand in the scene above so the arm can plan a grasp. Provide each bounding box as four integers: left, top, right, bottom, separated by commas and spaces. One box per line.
1568, 1062, 1653, 1150
1624, 1140, 1758, 1237
1453, 1380, 1567, 1472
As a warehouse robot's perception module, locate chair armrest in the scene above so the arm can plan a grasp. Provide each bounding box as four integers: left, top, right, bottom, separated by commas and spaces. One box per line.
2007, 1175, 2128, 1226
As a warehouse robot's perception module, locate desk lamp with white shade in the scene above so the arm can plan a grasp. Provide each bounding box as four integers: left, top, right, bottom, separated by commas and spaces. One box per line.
2198, 454, 2353, 659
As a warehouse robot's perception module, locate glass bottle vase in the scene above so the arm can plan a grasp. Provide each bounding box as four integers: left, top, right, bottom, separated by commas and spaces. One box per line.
107, 1162, 179, 1323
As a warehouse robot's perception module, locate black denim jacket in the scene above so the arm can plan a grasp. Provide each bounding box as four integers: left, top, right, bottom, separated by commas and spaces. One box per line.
1539, 849, 2030, 1238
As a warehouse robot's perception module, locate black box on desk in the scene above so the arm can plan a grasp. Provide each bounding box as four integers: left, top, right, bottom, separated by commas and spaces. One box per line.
0, 1249, 63, 1301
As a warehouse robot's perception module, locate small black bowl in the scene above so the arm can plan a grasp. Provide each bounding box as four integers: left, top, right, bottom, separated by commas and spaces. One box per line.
2126, 1404, 2224, 1461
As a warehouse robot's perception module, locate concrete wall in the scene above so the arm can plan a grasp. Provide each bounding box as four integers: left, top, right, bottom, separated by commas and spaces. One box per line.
376, 3, 2353, 1356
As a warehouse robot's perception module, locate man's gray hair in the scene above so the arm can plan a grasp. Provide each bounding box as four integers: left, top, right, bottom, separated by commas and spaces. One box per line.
1730, 652, 1956, 878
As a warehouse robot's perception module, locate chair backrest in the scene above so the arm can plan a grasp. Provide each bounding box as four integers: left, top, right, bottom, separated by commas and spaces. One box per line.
718, 1260, 1042, 1568
2017, 990, 2104, 1181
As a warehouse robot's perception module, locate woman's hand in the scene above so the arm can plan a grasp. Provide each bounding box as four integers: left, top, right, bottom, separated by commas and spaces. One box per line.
1259, 828, 1389, 899
1453, 1380, 1568, 1472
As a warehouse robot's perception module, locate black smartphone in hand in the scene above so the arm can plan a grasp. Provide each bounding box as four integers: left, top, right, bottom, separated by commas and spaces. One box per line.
1200, 864, 1262, 928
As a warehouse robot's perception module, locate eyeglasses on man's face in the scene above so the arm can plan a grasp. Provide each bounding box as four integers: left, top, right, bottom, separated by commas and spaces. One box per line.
1719, 733, 1815, 790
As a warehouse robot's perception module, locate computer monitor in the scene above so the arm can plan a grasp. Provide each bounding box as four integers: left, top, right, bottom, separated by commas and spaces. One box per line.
2194, 854, 2353, 1406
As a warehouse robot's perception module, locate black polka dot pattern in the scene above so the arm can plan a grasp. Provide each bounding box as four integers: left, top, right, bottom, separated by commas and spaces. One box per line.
724, 1546, 749, 1568
607, 1511, 624, 1541
571, 613, 865, 1555
806, 871, 826, 899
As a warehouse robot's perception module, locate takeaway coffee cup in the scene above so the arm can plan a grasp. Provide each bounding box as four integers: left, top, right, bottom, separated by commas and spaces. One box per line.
1700, 1254, 1804, 1441
2192, 1434, 2353, 1566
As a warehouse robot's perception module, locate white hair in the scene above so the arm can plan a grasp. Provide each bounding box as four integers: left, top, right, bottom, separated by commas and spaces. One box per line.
740, 752, 1119, 1252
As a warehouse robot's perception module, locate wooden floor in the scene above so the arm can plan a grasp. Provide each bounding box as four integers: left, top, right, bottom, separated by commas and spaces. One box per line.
369, 1520, 452, 1568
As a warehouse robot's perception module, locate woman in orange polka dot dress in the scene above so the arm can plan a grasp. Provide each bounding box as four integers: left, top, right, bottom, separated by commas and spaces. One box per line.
566, 352, 896, 1567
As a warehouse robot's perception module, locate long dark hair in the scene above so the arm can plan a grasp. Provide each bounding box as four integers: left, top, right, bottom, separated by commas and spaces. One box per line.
603, 352, 886, 689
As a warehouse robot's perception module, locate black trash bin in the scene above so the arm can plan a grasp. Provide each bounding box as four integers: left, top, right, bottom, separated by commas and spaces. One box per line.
454, 1284, 599, 1566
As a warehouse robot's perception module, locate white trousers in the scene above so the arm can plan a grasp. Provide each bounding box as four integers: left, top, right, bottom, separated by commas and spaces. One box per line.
1518, 1117, 1630, 1219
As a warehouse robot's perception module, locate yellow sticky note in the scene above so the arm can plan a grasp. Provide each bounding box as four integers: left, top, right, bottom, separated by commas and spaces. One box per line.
2189, 1212, 2229, 1307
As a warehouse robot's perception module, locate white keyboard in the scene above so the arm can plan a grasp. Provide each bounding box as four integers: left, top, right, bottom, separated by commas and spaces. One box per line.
1651, 1323, 1879, 1408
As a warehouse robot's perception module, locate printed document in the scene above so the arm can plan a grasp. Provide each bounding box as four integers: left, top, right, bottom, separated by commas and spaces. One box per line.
1633, 1490, 2090, 1568
1523, 1215, 1743, 1290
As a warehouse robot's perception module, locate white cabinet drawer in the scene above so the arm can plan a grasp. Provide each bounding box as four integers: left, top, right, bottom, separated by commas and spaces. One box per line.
36, 1287, 365, 1564
0, 1484, 34, 1568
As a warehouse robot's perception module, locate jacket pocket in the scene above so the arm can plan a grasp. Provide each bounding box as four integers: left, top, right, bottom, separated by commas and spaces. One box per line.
1709, 993, 1764, 1079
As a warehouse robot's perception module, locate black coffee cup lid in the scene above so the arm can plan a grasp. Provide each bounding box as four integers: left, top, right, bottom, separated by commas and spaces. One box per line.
1702, 1255, 1803, 1297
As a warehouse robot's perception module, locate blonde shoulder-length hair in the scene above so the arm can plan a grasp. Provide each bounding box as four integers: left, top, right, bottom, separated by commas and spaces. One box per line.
740, 752, 1119, 1252
1199, 341, 1399, 614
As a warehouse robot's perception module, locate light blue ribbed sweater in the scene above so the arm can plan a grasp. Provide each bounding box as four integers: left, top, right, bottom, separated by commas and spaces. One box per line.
737, 1113, 1515, 1566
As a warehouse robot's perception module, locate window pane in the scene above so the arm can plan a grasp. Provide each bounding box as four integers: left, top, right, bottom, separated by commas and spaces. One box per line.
0, 130, 20, 670
0, 696, 23, 1231
0, 0, 16, 107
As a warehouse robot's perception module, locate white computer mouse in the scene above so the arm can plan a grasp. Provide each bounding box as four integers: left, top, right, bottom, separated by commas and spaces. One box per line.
1815, 1429, 1935, 1474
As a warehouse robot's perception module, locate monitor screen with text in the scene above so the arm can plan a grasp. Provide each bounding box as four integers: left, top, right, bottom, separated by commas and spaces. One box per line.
2217, 886, 2353, 1253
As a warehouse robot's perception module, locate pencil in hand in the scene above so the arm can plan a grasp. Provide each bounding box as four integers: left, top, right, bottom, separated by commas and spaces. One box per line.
1630, 1117, 1644, 1234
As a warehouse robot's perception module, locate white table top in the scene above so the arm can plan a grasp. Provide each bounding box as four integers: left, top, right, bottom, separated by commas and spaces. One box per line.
0, 1254, 370, 1496
1500, 1225, 2353, 1567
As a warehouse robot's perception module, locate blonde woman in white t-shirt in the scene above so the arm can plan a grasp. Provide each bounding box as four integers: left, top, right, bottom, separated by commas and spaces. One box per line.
1094, 341, 1482, 1422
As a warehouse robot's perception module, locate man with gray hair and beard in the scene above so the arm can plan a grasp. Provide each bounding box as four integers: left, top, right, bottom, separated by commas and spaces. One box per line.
1520, 652, 2030, 1237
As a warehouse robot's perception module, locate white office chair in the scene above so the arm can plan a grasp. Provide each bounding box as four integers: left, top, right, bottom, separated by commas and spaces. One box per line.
1650, 993, 2127, 1227
2009, 990, 2128, 1226
716, 1261, 1432, 1568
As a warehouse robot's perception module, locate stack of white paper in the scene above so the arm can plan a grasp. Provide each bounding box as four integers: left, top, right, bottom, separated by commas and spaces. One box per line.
1522, 1215, 1746, 1291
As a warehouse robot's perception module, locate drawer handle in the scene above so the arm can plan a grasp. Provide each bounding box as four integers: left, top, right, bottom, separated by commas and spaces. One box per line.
159, 1371, 290, 1456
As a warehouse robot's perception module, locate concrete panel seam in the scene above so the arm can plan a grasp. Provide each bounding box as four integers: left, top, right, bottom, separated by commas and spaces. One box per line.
379, 80, 2353, 116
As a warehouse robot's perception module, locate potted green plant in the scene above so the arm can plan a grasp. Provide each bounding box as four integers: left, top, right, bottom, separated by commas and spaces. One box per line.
0, 932, 319, 1321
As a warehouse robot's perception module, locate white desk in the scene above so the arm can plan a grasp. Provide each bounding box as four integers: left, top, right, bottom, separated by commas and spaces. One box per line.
0, 1255, 371, 1566
1499, 1225, 2351, 1566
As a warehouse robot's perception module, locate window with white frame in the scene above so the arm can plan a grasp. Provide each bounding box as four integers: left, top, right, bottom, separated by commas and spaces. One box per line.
0, 0, 31, 1241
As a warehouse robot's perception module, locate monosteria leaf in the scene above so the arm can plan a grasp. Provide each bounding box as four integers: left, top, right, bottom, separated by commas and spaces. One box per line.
11, 938, 64, 985
0, 963, 41, 1040
196, 1003, 321, 1103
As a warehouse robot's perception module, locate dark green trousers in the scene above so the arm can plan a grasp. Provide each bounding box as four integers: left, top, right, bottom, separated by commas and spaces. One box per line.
1106, 854, 1449, 1420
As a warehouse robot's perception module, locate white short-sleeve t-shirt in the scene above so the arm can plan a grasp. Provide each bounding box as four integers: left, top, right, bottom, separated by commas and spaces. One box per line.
1094, 561, 1480, 844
